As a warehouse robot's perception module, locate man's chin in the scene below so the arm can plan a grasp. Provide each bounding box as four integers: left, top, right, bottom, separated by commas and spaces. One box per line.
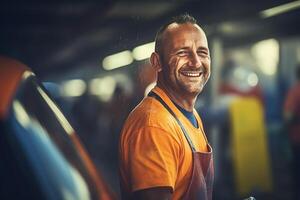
183, 86, 203, 96
178, 81, 206, 95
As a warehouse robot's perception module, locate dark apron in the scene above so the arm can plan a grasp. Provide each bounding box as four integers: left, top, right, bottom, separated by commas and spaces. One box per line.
148, 92, 214, 200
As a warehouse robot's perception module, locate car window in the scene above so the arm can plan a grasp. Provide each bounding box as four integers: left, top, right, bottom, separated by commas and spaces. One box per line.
2, 75, 102, 200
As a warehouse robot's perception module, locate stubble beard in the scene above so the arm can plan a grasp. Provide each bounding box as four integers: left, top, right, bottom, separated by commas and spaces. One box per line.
178, 77, 203, 97
177, 65, 209, 96
159, 55, 209, 98
161, 68, 203, 99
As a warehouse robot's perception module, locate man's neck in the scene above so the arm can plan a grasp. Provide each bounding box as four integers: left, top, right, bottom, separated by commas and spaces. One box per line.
157, 82, 197, 112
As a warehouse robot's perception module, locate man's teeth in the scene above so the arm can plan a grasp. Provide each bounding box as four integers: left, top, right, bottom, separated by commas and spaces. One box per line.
186, 73, 199, 77
181, 72, 203, 77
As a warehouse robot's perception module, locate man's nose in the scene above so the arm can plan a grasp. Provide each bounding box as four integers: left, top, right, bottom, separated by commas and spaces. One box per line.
189, 52, 202, 68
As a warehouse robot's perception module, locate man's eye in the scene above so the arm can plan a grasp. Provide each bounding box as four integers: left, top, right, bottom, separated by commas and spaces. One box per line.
198, 51, 208, 57
177, 51, 188, 56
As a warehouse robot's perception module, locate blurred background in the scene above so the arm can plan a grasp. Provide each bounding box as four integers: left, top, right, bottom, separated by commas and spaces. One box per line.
1, 0, 300, 199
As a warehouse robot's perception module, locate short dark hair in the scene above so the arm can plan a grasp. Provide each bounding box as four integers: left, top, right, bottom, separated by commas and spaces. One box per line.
154, 13, 198, 56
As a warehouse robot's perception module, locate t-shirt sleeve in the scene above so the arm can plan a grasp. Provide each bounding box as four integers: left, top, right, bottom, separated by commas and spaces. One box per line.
127, 126, 181, 192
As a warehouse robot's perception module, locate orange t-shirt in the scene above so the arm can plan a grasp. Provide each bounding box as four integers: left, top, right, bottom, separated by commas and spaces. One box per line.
119, 86, 209, 200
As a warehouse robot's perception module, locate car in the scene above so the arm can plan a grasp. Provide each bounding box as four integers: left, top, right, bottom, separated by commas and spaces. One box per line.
0, 56, 117, 200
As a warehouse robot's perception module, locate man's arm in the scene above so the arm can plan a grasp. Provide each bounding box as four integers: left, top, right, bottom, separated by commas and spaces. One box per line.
133, 187, 172, 200
121, 126, 179, 199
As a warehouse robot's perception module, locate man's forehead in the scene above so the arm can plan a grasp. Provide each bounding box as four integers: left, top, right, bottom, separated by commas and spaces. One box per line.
162, 23, 208, 45
165, 22, 203, 35
161, 23, 206, 43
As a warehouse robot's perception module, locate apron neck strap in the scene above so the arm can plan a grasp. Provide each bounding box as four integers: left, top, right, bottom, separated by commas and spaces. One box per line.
148, 91, 197, 152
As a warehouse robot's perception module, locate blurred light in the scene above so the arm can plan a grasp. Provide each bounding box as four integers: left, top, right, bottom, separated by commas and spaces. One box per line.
61, 166, 90, 200
102, 50, 133, 70
22, 71, 34, 80
37, 86, 74, 135
132, 42, 155, 61
260, 0, 300, 18
89, 76, 116, 102
247, 73, 259, 87
233, 67, 248, 80
251, 39, 279, 76
219, 23, 235, 34
231, 67, 255, 92
114, 73, 133, 95
61, 79, 86, 97
13, 100, 30, 127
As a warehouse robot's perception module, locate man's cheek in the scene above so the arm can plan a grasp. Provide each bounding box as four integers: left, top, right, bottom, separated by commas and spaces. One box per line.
168, 57, 180, 68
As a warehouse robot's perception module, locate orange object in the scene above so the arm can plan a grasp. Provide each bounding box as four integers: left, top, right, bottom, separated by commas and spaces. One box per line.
148, 91, 214, 200
119, 86, 209, 199
0, 56, 30, 119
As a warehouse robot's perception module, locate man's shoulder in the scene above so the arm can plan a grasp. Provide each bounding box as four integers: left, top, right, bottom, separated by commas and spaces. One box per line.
125, 97, 176, 128
121, 96, 183, 152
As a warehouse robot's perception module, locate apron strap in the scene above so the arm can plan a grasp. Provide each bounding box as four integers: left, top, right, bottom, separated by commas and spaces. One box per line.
148, 91, 197, 152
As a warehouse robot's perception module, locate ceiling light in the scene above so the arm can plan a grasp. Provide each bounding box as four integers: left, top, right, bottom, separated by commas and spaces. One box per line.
89, 76, 116, 102
251, 39, 279, 76
132, 42, 155, 61
102, 50, 133, 70
60, 79, 86, 97
260, 0, 300, 18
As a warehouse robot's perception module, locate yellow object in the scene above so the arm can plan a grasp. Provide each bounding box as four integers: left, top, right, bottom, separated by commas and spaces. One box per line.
229, 97, 272, 196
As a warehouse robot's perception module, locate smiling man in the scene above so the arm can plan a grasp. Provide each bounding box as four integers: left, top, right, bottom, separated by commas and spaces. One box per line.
119, 14, 213, 200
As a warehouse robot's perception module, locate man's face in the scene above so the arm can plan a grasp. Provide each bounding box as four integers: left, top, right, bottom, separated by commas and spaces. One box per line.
159, 23, 211, 97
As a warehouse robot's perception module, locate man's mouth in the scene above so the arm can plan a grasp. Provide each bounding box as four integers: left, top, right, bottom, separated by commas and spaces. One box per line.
180, 70, 204, 77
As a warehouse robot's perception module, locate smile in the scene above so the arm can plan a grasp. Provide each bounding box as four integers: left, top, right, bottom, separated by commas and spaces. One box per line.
180, 71, 203, 77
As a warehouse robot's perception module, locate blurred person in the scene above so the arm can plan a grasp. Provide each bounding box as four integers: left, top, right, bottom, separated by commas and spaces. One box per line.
119, 14, 213, 200
71, 91, 103, 151
283, 64, 300, 200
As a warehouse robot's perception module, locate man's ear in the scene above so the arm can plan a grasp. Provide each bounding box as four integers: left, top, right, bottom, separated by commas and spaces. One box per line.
150, 52, 162, 72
